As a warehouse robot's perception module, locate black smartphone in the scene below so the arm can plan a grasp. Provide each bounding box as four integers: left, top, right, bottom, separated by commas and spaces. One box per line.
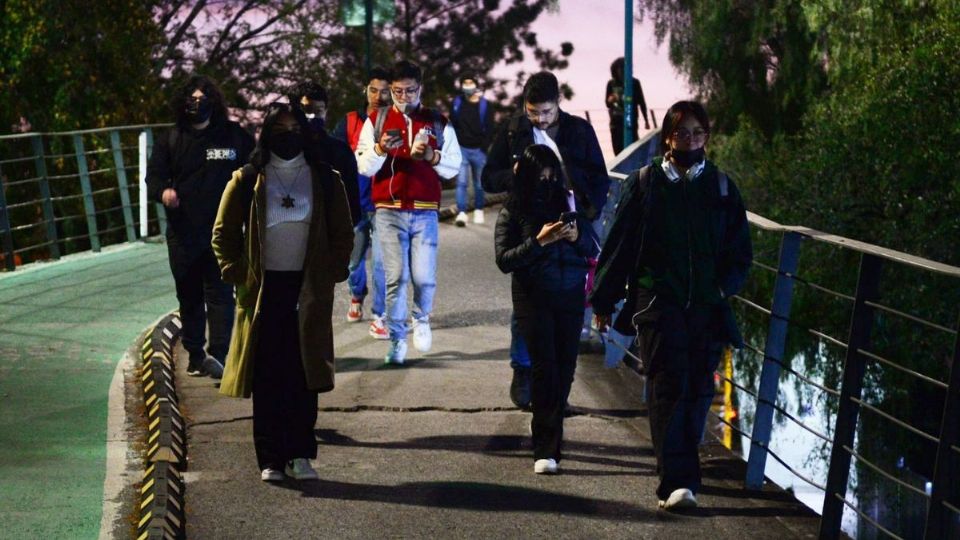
560, 211, 577, 224
386, 128, 401, 138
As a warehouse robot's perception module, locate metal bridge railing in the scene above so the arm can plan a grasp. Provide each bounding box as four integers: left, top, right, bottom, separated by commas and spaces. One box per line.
0, 124, 172, 270
603, 133, 960, 539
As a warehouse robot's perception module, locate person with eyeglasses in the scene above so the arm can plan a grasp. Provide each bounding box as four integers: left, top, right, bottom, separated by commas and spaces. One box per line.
332, 66, 392, 339
212, 102, 355, 482
146, 74, 255, 378
355, 60, 462, 365
589, 100, 753, 511
495, 144, 599, 475
483, 71, 607, 410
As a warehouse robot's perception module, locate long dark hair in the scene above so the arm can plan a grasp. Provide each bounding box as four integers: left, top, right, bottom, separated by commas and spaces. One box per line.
171, 75, 228, 127
508, 144, 568, 220
659, 100, 710, 154
248, 101, 312, 172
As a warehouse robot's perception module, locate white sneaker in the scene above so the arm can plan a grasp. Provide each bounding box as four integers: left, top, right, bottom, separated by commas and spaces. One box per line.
534, 458, 558, 474
473, 209, 485, 224
412, 317, 432, 352
260, 468, 284, 482
385, 339, 408, 364
284, 459, 318, 481
455, 211, 468, 227
659, 488, 697, 510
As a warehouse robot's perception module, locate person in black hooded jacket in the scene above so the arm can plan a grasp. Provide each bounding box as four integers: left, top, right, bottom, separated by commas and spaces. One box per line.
146, 75, 255, 377
495, 144, 599, 475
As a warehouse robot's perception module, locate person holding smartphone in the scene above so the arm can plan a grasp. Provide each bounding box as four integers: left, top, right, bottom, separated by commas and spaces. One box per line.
354, 60, 462, 365
494, 144, 599, 474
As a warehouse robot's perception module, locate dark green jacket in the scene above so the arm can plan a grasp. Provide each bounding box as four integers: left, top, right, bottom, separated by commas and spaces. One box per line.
588, 159, 753, 346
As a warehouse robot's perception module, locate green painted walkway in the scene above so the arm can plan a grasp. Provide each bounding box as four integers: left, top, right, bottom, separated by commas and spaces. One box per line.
0, 242, 176, 539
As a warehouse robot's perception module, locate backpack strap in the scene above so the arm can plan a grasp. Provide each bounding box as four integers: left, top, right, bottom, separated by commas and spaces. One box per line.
478, 98, 489, 133
372, 105, 391, 141
451, 95, 463, 120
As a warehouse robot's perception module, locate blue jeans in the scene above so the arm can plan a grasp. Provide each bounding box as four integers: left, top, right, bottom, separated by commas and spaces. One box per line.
456, 146, 486, 212
375, 210, 438, 340
347, 211, 386, 316
510, 313, 531, 368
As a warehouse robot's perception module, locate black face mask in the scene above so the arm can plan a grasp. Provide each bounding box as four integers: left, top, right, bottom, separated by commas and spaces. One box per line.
307, 117, 325, 132
531, 179, 566, 219
185, 97, 213, 124
271, 132, 304, 160
670, 147, 705, 168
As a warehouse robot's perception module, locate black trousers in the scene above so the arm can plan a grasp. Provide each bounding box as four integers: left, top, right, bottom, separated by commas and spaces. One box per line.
609, 122, 638, 155
168, 244, 234, 363
515, 287, 585, 462
252, 271, 318, 470
637, 302, 722, 499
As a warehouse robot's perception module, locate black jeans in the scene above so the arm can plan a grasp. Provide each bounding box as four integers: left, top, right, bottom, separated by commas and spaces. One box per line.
168, 244, 234, 363
515, 287, 585, 462
252, 271, 318, 470
638, 302, 722, 499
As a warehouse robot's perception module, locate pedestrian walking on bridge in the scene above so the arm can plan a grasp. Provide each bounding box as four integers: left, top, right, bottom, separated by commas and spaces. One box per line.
212, 103, 354, 483
590, 100, 752, 510
146, 75, 254, 378
495, 144, 599, 475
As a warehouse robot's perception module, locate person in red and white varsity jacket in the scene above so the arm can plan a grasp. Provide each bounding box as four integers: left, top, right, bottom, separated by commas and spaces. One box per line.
355, 60, 462, 364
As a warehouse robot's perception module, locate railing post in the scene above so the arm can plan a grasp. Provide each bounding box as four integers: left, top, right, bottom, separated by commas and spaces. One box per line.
924, 313, 960, 539
109, 130, 137, 242
31, 135, 60, 259
0, 167, 16, 271
72, 133, 101, 252
746, 231, 802, 489
143, 128, 166, 236
819, 253, 883, 540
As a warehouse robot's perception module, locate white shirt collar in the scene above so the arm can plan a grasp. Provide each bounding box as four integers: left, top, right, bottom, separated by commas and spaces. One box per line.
661, 157, 705, 183
269, 152, 307, 168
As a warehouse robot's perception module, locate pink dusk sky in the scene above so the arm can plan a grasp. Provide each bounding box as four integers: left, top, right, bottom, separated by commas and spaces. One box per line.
490, 0, 693, 156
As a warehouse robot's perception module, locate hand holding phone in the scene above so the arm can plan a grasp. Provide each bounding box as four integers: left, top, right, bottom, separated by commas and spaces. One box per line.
380, 128, 402, 150
559, 211, 577, 224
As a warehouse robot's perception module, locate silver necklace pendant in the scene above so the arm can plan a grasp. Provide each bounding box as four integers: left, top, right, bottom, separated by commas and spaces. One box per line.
281, 194, 296, 208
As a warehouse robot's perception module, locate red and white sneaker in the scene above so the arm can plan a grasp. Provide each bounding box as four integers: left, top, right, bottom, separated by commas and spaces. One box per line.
347, 298, 363, 322
368, 315, 389, 340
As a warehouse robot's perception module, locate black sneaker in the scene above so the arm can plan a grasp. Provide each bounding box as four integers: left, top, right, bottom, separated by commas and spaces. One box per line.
186, 358, 207, 377
510, 367, 532, 409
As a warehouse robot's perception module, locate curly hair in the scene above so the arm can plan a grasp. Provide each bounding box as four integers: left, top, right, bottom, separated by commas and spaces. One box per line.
170, 75, 228, 126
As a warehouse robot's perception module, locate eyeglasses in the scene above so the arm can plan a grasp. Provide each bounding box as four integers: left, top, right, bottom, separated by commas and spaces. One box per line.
671, 128, 708, 141
390, 86, 420, 98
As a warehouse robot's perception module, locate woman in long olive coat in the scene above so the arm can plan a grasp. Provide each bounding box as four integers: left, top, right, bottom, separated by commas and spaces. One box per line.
211, 120, 354, 401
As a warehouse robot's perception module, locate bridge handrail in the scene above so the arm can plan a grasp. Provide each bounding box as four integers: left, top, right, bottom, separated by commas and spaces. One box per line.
608, 171, 960, 279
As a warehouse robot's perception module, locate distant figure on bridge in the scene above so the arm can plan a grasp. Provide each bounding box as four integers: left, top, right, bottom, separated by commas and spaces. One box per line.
211, 102, 354, 482
495, 144, 599, 474
483, 71, 608, 410
450, 75, 494, 227
606, 56, 650, 155
355, 60, 462, 365
332, 67, 392, 338
146, 75, 254, 378
590, 100, 753, 510
289, 81, 361, 231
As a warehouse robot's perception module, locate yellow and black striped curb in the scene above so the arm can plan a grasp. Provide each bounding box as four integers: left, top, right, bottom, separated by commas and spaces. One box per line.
137, 312, 186, 540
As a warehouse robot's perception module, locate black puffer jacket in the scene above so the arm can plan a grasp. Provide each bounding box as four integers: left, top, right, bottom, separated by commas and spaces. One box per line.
495, 206, 599, 294
146, 118, 254, 260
